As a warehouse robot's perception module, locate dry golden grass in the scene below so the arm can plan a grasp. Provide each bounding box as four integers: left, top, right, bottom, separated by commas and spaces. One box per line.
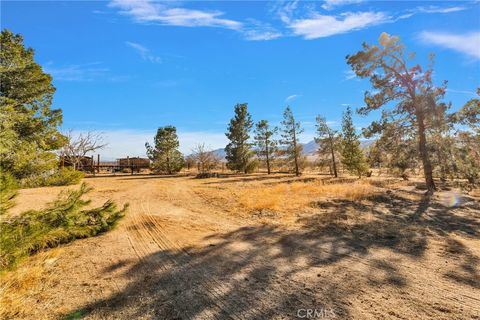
237, 180, 375, 213
470, 188, 480, 198
0, 249, 61, 319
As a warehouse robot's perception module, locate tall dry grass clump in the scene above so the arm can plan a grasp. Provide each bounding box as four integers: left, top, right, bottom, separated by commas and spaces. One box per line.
238, 180, 374, 212
0, 250, 61, 319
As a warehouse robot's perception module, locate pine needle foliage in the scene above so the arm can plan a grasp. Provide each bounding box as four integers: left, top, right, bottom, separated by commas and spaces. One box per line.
341, 106, 369, 178
0, 172, 18, 215
225, 103, 254, 173
0, 183, 128, 270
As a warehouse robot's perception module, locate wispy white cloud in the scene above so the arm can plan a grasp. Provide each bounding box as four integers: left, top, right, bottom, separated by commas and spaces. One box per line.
396, 5, 467, 21
446, 88, 477, 96
418, 31, 480, 60
321, 0, 365, 10
274, 0, 301, 24
344, 70, 357, 80
285, 94, 301, 103
43, 62, 109, 81
416, 6, 466, 14
109, 0, 242, 30
243, 29, 282, 41
242, 19, 282, 41
125, 41, 162, 63
288, 11, 389, 39
109, 0, 285, 41
275, 1, 468, 40
153, 80, 181, 87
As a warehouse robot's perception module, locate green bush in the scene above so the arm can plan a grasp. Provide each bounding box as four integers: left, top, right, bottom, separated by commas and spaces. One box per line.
245, 159, 258, 174
21, 167, 84, 188
0, 183, 128, 270
0, 172, 18, 215
45, 167, 84, 186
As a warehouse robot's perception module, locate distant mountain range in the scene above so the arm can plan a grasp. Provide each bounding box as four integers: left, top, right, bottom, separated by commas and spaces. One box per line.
212, 140, 374, 159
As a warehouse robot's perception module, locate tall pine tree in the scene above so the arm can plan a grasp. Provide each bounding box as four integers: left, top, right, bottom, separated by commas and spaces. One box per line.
225, 103, 254, 173
280, 106, 303, 176
341, 106, 368, 178
254, 120, 277, 174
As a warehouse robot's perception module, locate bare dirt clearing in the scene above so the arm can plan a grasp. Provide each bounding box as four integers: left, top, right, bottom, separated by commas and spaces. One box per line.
4, 174, 480, 319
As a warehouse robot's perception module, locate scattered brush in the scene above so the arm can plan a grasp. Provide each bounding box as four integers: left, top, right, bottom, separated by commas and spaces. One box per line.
0, 250, 61, 319
238, 180, 375, 213
20, 167, 84, 188
0, 183, 128, 270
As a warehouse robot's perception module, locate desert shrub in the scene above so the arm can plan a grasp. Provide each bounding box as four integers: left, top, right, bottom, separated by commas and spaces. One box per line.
20, 167, 84, 188
45, 167, 84, 186
244, 159, 258, 174
0, 183, 128, 270
196, 172, 221, 179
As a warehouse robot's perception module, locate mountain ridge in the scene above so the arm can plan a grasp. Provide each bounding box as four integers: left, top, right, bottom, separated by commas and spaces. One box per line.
211, 140, 375, 159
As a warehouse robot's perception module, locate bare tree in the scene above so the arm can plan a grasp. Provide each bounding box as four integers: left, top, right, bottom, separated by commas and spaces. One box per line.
191, 143, 221, 174
60, 130, 107, 170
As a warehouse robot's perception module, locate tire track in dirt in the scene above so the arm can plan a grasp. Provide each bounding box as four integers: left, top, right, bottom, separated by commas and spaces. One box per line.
124, 197, 236, 320
141, 198, 314, 319
140, 196, 258, 320
140, 213, 263, 319
126, 207, 207, 319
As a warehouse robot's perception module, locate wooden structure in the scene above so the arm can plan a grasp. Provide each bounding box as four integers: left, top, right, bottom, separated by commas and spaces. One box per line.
60, 155, 95, 172
118, 157, 150, 169
60, 155, 151, 175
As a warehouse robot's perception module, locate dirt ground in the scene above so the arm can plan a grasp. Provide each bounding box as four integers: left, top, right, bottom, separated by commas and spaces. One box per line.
4, 174, 480, 319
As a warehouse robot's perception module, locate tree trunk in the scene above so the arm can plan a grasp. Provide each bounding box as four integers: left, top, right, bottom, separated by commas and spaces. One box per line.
265, 139, 271, 174
329, 138, 338, 178
416, 108, 436, 192
292, 129, 299, 176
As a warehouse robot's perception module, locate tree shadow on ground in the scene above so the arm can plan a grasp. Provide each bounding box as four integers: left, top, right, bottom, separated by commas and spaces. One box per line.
118, 174, 194, 181
70, 226, 406, 319
200, 173, 296, 185
67, 191, 479, 319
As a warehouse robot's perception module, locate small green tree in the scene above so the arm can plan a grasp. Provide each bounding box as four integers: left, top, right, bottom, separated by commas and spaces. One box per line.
254, 120, 277, 174
315, 116, 340, 177
0, 29, 65, 180
145, 126, 184, 174
341, 107, 368, 178
225, 103, 254, 173
280, 106, 303, 176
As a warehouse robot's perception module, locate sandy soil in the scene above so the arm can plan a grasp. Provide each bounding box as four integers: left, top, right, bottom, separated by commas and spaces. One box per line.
7, 174, 480, 319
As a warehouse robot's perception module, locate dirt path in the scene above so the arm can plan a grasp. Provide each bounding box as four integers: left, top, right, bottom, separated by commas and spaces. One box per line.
11, 175, 480, 319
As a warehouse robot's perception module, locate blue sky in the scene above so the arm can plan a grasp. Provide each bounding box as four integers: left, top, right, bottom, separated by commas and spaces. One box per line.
2, 0, 480, 159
